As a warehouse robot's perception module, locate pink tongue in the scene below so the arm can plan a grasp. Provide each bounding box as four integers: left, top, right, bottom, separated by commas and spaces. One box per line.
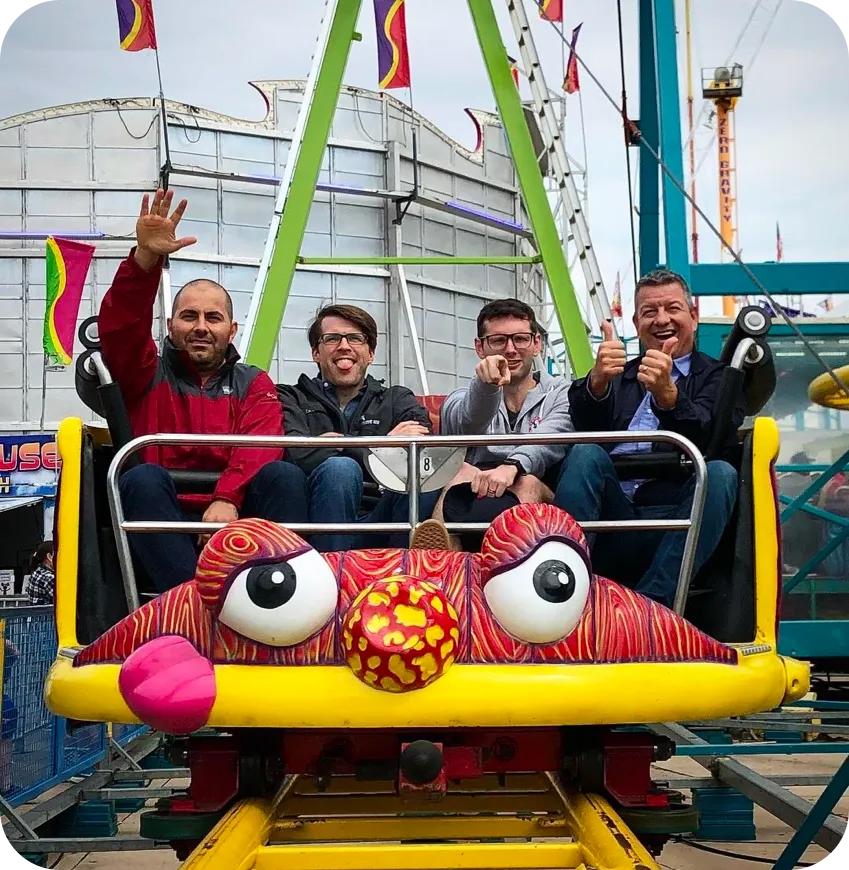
336, 359, 354, 372
118, 636, 216, 735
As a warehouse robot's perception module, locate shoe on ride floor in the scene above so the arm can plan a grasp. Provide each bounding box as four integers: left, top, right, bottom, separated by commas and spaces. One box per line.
410, 519, 454, 551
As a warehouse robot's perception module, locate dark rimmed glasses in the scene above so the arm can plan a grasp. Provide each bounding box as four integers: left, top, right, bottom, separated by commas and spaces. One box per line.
319, 332, 369, 348
481, 332, 535, 352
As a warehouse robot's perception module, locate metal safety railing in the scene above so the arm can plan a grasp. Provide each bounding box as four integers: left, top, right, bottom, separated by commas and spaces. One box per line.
0, 608, 147, 810
106, 431, 708, 616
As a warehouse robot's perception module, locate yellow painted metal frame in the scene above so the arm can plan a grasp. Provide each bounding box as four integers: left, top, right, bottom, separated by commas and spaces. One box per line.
177, 772, 660, 870
45, 418, 810, 728
809, 365, 849, 411
53, 417, 84, 651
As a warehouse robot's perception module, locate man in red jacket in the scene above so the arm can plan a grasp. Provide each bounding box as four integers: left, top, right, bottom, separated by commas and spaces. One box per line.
99, 189, 307, 592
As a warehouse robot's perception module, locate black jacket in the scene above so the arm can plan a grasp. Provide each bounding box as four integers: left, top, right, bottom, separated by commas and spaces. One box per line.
568, 349, 746, 501
277, 374, 432, 477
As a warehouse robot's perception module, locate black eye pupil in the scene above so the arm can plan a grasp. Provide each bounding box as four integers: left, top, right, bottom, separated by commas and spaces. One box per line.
246, 563, 296, 610
533, 560, 575, 604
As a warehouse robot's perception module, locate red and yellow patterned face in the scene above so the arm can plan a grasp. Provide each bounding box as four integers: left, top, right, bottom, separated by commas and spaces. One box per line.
77, 504, 737, 698
343, 578, 460, 692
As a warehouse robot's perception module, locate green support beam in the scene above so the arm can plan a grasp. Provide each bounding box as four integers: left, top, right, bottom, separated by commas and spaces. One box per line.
244, 0, 591, 376
299, 256, 542, 266
466, 0, 592, 376
244, 0, 364, 369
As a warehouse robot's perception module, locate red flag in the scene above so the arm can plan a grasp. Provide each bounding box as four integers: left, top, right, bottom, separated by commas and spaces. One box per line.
374, 0, 411, 89
563, 23, 582, 94
116, 0, 157, 52
507, 56, 520, 89
539, 0, 564, 22
776, 221, 784, 262
611, 272, 623, 319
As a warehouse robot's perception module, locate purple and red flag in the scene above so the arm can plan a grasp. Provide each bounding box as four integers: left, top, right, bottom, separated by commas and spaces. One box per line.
563, 23, 583, 94
539, 0, 564, 22
373, 0, 411, 90
43, 238, 95, 367
116, 0, 158, 52
776, 221, 784, 262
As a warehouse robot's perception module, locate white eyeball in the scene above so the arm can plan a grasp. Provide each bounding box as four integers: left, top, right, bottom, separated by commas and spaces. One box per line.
483, 540, 591, 644
218, 549, 338, 647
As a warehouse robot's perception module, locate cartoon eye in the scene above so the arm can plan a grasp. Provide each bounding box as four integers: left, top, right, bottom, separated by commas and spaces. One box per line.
483, 540, 591, 644
218, 550, 338, 647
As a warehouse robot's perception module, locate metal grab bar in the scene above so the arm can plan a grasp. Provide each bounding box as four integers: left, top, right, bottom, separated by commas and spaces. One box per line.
106, 430, 708, 615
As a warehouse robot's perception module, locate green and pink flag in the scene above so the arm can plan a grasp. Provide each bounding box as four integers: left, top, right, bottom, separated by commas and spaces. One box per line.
43, 237, 95, 367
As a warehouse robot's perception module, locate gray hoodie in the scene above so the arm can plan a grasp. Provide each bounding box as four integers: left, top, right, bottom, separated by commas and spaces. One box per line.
440, 369, 574, 478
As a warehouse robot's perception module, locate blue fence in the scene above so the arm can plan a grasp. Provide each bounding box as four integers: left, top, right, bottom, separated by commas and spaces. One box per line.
1, 607, 147, 809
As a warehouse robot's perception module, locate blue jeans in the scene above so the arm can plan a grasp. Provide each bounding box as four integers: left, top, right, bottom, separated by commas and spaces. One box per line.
307, 456, 439, 552
120, 461, 309, 593
552, 444, 737, 608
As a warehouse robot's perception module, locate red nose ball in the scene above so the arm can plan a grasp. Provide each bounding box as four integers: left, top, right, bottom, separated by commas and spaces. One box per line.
343, 577, 460, 693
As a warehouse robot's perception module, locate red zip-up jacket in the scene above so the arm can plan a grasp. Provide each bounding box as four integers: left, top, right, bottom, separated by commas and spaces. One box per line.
98, 251, 284, 511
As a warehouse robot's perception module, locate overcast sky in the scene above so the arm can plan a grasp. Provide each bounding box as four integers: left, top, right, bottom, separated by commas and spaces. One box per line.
0, 0, 847, 324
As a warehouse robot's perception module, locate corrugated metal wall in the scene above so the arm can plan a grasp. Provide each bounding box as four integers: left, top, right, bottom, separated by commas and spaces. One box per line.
0, 82, 541, 430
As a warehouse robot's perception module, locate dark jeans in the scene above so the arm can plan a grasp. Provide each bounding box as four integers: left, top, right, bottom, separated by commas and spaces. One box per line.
119, 461, 309, 593
552, 443, 738, 608
306, 456, 440, 552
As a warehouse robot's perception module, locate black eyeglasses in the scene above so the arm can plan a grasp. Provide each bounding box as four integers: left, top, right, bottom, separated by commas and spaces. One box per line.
481, 332, 535, 352
319, 332, 369, 348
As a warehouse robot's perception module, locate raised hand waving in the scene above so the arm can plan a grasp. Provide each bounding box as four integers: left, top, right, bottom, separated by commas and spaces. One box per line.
134, 189, 197, 270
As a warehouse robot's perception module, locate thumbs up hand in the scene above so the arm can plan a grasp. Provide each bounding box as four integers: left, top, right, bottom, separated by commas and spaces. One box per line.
638, 335, 679, 409
588, 320, 627, 398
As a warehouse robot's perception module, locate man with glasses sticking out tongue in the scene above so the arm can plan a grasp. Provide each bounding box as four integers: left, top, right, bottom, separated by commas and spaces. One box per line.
434, 299, 573, 551
277, 304, 437, 552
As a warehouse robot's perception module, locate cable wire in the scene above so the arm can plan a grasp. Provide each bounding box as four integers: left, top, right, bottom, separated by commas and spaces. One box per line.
105, 100, 158, 141
692, 0, 786, 178
533, 4, 849, 399
673, 836, 814, 867
616, 0, 639, 287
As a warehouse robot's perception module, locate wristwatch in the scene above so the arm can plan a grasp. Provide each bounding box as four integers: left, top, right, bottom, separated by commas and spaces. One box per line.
502, 458, 526, 476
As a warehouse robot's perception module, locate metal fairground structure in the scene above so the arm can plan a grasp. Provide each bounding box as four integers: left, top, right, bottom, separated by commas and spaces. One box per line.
4, 1, 849, 868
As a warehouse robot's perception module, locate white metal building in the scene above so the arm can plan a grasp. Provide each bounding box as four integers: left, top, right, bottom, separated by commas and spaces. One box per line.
0, 80, 547, 432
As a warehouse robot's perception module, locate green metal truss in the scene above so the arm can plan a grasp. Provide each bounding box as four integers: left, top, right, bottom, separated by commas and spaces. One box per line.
244, 0, 593, 376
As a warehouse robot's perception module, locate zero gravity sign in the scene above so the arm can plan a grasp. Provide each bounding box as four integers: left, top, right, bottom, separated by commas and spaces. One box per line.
717, 109, 734, 233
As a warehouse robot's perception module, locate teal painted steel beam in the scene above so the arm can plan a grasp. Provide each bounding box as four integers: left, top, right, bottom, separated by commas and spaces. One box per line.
653, 0, 690, 280
466, 0, 593, 376
773, 754, 849, 870
244, 0, 364, 369
778, 620, 849, 660
691, 262, 849, 296
638, 0, 660, 277
678, 743, 849, 757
